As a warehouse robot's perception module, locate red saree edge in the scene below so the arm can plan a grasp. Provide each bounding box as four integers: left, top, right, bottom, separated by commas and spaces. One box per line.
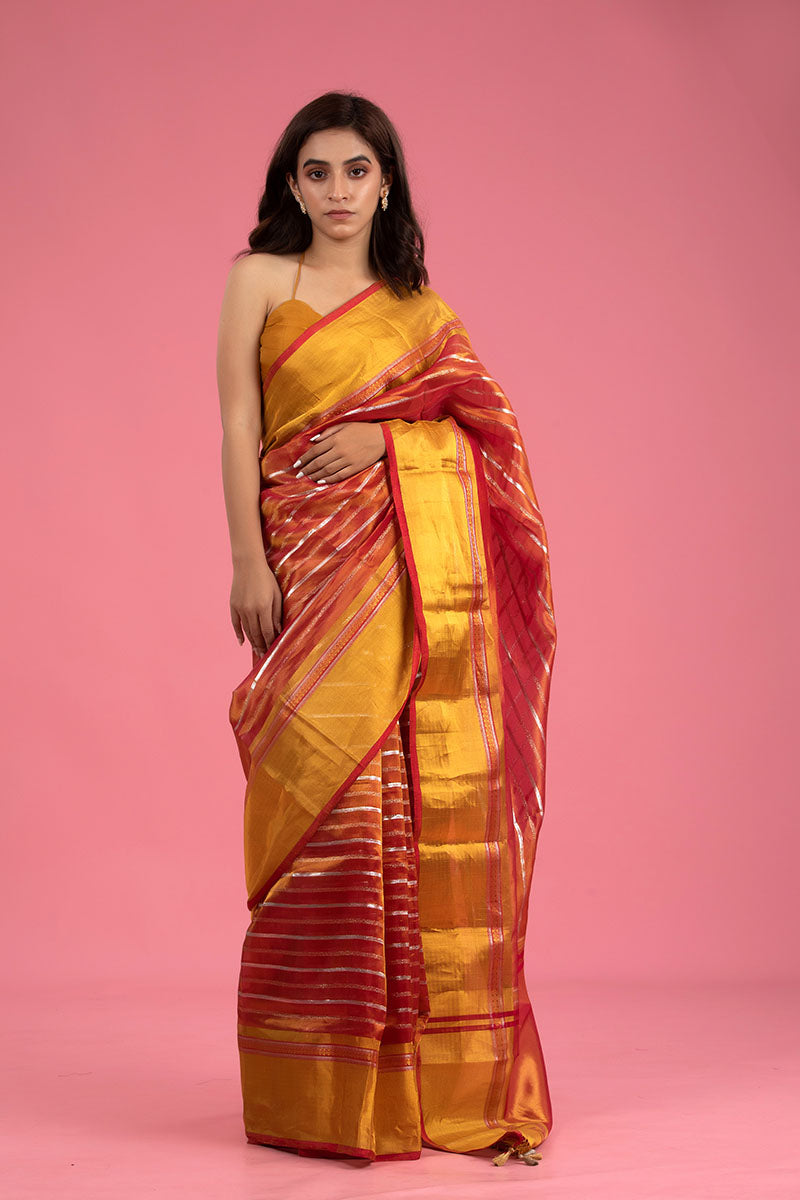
262, 280, 385, 392
246, 1129, 422, 1161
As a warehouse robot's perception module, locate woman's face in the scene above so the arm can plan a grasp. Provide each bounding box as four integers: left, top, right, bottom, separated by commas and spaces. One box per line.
288, 126, 390, 241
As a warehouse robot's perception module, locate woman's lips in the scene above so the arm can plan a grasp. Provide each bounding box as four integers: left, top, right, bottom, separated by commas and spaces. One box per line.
326, 211, 353, 219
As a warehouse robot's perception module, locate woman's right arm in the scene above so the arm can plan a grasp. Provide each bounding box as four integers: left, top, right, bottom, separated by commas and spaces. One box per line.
217, 255, 283, 657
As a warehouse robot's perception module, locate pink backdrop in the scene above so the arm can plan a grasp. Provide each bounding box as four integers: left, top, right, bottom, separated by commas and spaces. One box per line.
2, 0, 798, 998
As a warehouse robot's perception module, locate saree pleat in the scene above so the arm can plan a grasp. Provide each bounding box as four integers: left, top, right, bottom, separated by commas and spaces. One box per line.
230, 281, 556, 1161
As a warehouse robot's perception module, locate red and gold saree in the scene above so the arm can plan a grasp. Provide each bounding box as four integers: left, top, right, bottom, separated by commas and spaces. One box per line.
229, 273, 557, 1163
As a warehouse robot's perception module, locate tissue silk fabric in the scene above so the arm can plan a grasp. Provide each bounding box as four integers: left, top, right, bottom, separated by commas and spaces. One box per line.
229, 274, 557, 1162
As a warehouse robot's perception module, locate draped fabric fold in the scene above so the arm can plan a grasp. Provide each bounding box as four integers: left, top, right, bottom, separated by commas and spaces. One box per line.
229, 280, 557, 1161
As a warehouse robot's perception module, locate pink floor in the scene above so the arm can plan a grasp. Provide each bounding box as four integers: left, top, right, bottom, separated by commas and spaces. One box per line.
3, 979, 797, 1198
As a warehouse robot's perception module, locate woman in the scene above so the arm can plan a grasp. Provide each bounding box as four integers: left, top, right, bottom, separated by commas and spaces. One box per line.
217, 91, 557, 1166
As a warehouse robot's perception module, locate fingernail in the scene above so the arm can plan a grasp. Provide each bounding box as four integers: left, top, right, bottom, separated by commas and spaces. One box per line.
292, 457, 302, 468
309, 434, 321, 442
295, 469, 304, 478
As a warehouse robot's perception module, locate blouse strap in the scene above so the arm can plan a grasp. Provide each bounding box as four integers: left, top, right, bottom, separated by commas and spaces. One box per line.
290, 250, 304, 300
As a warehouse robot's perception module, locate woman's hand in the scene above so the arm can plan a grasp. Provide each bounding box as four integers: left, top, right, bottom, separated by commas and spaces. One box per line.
294, 421, 386, 484
230, 555, 283, 658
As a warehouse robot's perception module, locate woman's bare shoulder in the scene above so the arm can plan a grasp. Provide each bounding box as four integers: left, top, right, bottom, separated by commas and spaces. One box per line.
224, 250, 300, 316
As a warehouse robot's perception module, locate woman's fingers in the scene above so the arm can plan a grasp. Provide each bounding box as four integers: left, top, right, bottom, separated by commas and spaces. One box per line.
231, 609, 245, 645
297, 441, 338, 473
295, 423, 384, 483
231, 565, 284, 656
257, 608, 276, 654
238, 609, 266, 657
242, 615, 260, 656
271, 590, 283, 634
303, 452, 348, 481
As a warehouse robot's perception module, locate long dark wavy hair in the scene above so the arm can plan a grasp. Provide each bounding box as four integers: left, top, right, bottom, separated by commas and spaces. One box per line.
234, 92, 429, 299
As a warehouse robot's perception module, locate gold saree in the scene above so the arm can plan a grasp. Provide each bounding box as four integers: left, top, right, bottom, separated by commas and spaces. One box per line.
229, 275, 557, 1163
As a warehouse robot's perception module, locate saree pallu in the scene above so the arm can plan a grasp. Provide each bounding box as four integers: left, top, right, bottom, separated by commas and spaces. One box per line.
229, 278, 557, 1163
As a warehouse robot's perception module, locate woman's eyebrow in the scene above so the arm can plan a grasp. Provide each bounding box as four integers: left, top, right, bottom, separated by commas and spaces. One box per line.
301, 154, 373, 168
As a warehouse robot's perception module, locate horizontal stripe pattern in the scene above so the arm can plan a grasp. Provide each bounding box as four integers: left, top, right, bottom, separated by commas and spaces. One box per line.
237, 715, 429, 1046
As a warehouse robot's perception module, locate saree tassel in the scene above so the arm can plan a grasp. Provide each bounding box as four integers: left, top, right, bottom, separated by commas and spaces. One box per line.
491, 1134, 543, 1166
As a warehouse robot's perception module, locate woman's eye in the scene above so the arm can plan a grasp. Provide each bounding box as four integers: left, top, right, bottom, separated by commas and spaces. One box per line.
307, 167, 367, 180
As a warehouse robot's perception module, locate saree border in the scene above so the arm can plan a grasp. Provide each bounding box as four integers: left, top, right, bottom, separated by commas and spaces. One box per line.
381, 422, 459, 1155
245, 1128, 423, 1161
462, 425, 523, 1066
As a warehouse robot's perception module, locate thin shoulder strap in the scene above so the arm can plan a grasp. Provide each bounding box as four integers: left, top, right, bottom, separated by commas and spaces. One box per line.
290, 250, 304, 300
